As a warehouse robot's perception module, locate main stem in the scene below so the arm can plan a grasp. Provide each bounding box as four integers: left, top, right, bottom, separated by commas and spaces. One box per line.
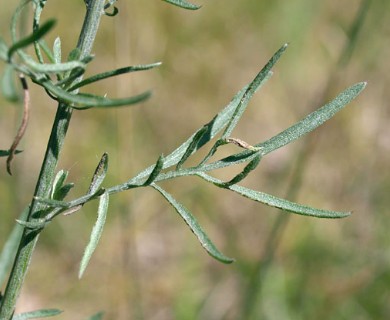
0, 1, 105, 319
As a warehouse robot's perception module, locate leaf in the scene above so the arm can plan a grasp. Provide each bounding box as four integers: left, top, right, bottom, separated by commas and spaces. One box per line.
23, 54, 86, 74
68, 62, 162, 91
1, 65, 20, 102
40, 80, 151, 108
87, 153, 109, 195
143, 154, 164, 185
197, 173, 351, 218
219, 154, 261, 187
152, 184, 234, 263
8, 19, 56, 59
0, 150, 22, 157
162, 0, 201, 10
222, 44, 287, 139
79, 192, 109, 279
259, 82, 367, 156
53, 37, 62, 64
51, 170, 68, 199
0, 207, 29, 288
12, 309, 62, 320
202, 82, 368, 172
34, 197, 69, 208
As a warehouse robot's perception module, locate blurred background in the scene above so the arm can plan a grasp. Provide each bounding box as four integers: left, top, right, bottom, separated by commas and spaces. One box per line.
1, 0, 389, 319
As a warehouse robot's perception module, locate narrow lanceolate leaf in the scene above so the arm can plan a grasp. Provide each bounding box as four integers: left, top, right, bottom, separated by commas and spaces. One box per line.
259, 82, 367, 156
162, 0, 201, 10
152, 184, 234, 263
41, 80, 151, 108
176, 125, 209, 169
222, 43, 287, 139
7, 19, 56, 59
23, 54, 86, 74
53, 37, 62, 64
143, 154, 164, 186
88, 153, 109, 195
0, 207, 29, 288
197, 173, 351, 218
68, 62, 162, 91
79, 192, 109, 279
51, 170, 68, 199
12, 309, 62, 320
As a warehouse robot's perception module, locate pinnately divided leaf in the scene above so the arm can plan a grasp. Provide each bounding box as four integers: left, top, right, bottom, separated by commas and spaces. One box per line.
151, 183, 234, 263
79, 191, 109, 279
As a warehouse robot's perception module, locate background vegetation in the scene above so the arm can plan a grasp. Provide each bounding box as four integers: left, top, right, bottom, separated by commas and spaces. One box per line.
1, 0, 389, 319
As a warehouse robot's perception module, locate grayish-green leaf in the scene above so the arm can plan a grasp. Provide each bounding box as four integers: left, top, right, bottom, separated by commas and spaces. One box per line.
51, 170, 68, 199
79, 192, 109, 279
143, 154, 164, 186
259, 82, 367, 155
0, 207, 29, 288
87, 153, 109, 195
152, 184, 234, 263
12, 309, 62, 320
220, 154, 261, 187
68, 62, 161, 91
162, 0, 201, 10
23, 54, 85, 74
41, 80, 151, 108
53, 37, 61, 64
222, 44, 287, 139
197, 173, 350, 218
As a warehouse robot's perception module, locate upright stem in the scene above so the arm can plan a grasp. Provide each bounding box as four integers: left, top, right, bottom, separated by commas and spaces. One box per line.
0, 1, 105, 319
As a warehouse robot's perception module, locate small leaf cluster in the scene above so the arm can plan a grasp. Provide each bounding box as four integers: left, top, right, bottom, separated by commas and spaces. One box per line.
0, 0, 155, 110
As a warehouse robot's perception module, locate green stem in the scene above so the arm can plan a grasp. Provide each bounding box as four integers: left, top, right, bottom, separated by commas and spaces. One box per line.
0, 1, 105, 319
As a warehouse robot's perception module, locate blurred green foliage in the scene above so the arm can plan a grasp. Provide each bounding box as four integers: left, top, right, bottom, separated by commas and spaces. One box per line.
1, 0, 389, 319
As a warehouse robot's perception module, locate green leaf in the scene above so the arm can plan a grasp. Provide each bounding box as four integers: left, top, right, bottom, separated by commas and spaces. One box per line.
12, 309, 62, 320
23, 54, 86, 74
219, 154, 261, 187
162, 0, 201, 10
259, 82, 367, 156
8, 19, 56, 59
41, 80, 151, 108
222, 44, 287, 139
51, 170, 68, 199
87, 153, 109, 195
197, 173, 350, 218
68, 62, 162, 91
143, 154, 164, 186
0, 207, 29, 288
53, 37, 62, 64
152, 184, 234, 263
79, 192, 109, 279
1, 65, 20, 102
0, 150, 23, 159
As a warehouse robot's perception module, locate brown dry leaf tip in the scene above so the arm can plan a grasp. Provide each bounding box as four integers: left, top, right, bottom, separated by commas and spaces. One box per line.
6, 74, 30, 175
226, 137, 262, 152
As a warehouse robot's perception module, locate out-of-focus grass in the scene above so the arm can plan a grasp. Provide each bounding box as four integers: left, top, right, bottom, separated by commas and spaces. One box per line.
1, 1, 390, 319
